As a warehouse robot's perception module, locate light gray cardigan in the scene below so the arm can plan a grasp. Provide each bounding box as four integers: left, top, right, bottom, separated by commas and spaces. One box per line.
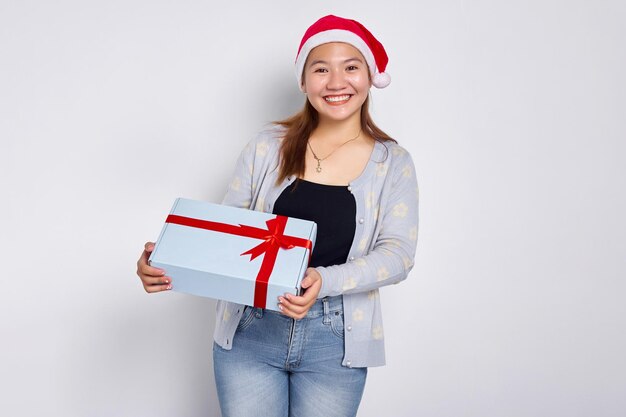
214, 124, 419, 367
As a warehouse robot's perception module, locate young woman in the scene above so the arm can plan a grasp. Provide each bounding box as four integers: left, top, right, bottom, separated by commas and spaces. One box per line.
137, 15, 419, 417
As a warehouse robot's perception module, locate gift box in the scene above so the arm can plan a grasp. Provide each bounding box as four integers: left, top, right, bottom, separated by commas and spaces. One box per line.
149, 198, 317, 311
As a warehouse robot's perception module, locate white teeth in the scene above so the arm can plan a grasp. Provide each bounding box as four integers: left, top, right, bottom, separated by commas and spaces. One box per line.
325, 95, 351, 102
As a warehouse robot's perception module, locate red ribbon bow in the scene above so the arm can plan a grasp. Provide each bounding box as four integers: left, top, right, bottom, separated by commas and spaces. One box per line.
165, 213, 312, 308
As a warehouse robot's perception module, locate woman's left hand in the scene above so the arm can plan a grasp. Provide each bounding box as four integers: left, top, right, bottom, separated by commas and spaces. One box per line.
278, 267, 322, 320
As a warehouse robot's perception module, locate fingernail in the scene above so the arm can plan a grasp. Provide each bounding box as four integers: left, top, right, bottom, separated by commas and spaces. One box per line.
285, 294, 291, 300
278, 297, 285, 303
277, 304, 283, 310
167, 284, 172, 290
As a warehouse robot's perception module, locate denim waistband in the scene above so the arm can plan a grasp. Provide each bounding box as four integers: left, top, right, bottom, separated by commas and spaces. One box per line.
305, 295, 343, 318
264, 295, 343, 319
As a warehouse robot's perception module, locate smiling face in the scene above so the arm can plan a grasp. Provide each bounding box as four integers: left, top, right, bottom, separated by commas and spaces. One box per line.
301, 42, 372, 125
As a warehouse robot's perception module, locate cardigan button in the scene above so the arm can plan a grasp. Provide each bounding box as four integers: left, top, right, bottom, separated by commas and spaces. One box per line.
358, 218, 364, 224
347, 185, 352, 192
346, 360, 352, 368
347, 324, 352, 331
349, 256, 355, 261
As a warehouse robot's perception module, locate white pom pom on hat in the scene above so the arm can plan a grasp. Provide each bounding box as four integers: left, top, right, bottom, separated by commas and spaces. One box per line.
372, 72, 391, 88
295, 15, 391, 90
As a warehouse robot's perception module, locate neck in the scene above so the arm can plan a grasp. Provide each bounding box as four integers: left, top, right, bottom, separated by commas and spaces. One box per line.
313, 116, 363, 145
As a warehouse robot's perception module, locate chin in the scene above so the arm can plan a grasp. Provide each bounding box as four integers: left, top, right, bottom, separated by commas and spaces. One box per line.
312, 102, 364, 123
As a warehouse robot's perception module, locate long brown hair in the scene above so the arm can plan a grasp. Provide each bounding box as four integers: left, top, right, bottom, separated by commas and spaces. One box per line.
274, 94, 396, 184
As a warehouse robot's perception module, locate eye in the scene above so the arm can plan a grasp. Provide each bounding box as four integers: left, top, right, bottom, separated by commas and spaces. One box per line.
314, 68, 328, 73
347, 65, 359, 71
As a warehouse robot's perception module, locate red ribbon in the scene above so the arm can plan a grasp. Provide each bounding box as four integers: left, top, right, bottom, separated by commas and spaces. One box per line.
165, 214, 312, 309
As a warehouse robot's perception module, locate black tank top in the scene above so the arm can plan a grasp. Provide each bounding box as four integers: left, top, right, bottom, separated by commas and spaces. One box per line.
273, 179, 356, 268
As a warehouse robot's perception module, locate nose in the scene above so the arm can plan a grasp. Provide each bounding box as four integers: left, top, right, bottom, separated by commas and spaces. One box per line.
326, 68, 347, 90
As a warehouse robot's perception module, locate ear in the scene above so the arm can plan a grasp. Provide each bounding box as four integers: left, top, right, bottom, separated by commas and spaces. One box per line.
300, 67, 307, 93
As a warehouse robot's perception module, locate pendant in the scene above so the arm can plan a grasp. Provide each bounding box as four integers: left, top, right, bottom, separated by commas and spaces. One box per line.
316, 159, 322, 173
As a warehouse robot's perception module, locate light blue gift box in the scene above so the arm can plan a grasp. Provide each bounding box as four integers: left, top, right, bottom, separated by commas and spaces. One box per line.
149, 198, 317, 311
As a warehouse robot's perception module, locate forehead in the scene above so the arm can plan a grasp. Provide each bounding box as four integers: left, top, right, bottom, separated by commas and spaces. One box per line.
306, 42, 365, 63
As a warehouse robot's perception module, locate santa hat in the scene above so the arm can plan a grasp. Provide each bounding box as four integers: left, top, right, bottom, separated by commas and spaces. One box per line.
295, 15, 391, 90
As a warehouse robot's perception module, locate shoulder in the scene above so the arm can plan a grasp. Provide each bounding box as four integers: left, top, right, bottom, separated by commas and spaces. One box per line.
375, 141, 417, 188
381, 140, 411, 159
249, 123, 287, 147
377, 140, 415, 169
240, 123, 287, 159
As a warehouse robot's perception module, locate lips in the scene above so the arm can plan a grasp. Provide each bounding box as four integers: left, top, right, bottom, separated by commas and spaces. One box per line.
324, 94, 352, 103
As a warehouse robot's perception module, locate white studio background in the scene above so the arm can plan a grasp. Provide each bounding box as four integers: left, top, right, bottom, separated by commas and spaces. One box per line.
1, 1, 625, 416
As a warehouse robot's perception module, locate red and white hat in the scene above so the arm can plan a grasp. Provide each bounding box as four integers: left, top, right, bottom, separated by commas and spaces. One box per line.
295, 15, 391, 90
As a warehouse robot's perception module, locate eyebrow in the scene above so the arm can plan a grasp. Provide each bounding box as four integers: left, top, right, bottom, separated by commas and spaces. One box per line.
308, 57, 364, 67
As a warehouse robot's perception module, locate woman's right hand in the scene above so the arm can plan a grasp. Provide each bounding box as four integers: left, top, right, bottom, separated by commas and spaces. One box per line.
136, 241, 172, 293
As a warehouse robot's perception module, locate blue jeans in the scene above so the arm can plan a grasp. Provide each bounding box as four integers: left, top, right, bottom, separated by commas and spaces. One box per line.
213, 296, 367, 417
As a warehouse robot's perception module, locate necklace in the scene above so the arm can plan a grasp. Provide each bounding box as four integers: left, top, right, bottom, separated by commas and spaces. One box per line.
307, 130, 361, 173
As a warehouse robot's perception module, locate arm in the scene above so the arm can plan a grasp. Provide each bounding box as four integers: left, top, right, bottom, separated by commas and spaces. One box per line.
316, 151, 419, 297
221, 127, 281, 210
221, 138, 256, 209
136, 134, 260, 293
